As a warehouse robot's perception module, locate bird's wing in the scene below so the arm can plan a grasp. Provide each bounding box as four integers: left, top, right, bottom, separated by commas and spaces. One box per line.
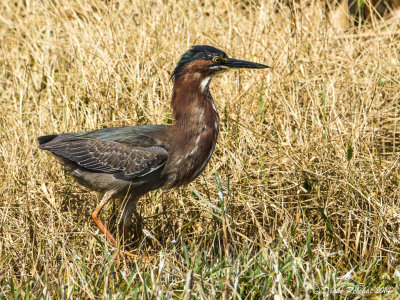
75, 125, 171, 147
40, 137, 168, 179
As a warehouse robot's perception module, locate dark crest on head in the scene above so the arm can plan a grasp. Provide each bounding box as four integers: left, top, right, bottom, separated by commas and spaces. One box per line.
170, 45, 228, 82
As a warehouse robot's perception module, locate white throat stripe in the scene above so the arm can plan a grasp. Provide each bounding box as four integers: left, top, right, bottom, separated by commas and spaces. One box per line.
200, 76, 211, 92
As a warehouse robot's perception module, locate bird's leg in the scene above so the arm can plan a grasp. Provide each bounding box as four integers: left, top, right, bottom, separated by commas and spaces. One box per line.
92, 191, 145, 260
91, 190, 117, 247
119, 196, 139, 242
117, 196, 151, 261
133, 210, 144, 240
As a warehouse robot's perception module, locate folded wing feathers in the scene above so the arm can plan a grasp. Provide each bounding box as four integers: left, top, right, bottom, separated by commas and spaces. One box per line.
45, 137, 167, 178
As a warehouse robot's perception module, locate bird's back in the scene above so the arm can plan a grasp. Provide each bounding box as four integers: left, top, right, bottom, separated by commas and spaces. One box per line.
39, 125, 172, 195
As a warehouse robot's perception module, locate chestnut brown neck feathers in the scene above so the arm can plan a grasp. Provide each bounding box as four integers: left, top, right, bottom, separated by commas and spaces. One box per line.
163, 60, 220, 188
170, 60, 216, 121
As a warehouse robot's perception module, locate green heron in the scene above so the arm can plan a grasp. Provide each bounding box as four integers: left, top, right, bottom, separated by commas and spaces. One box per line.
38, 45, 269, 254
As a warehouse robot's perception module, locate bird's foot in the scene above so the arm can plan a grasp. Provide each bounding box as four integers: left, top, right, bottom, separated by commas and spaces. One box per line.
119, 250, 152, 262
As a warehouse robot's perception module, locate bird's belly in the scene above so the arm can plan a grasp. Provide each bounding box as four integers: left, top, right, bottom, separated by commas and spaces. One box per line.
165, 141, 216, 188
188, 142, 215, 181
71, 168, 130, 194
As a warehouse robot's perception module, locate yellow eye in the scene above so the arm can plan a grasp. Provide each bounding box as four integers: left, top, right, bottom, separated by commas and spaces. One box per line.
213, 56, 221, 63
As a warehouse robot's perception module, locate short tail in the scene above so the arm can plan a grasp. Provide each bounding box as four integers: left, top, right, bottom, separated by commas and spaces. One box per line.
38, 134, 59, 149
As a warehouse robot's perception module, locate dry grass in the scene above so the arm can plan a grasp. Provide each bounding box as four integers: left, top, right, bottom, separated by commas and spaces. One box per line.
1, 0, 400, 298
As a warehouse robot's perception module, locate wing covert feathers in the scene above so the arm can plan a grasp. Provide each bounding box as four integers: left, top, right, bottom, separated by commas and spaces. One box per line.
39, 135, 167, 179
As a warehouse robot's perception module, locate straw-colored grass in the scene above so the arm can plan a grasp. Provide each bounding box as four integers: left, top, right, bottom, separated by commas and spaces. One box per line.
1, 0, 399, 298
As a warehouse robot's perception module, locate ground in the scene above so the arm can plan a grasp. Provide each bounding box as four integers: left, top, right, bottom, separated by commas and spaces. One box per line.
1, 0, 400, 298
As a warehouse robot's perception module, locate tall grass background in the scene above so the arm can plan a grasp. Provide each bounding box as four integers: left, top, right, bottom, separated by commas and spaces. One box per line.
1, 0, 400, 298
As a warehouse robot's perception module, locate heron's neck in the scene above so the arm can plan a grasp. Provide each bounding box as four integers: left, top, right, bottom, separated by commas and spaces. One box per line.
171, 74, 219, 132
165, 74, 220, 187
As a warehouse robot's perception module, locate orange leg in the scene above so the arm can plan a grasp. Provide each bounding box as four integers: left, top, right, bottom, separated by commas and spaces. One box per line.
91, 190, 118, 247
91, 191, 147, 261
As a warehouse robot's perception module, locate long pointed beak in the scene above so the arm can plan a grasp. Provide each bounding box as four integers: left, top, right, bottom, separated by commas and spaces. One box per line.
224, 58, 270, 69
